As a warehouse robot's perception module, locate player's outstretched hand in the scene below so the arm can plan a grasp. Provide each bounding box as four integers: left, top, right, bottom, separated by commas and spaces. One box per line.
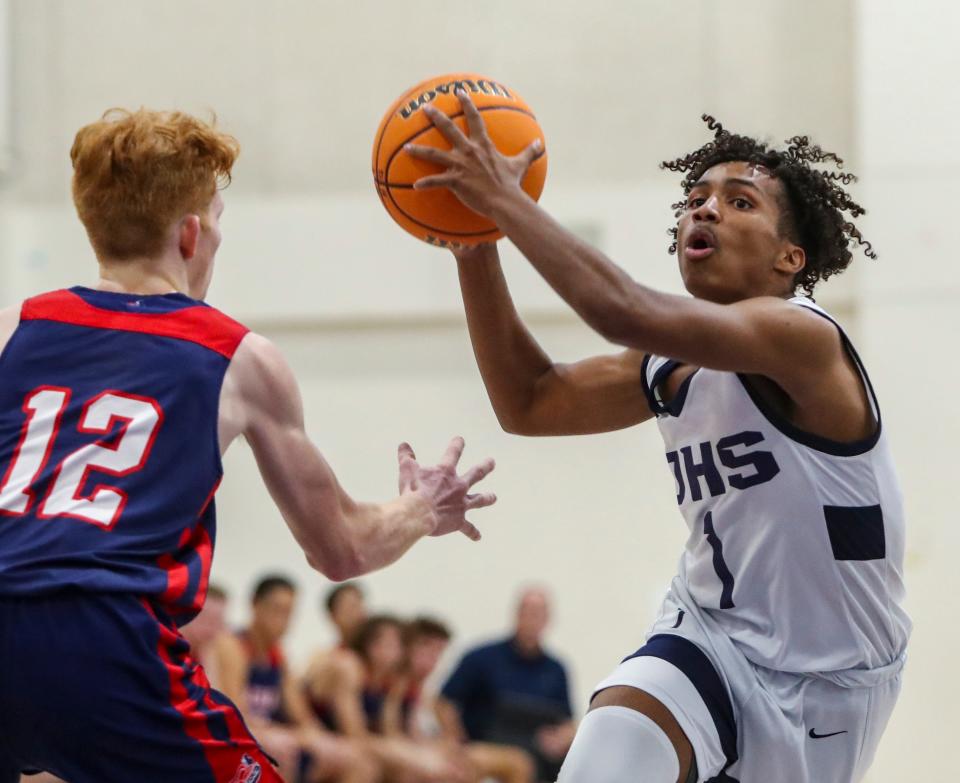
397, 437, 496, 541
405, 89, 541, 219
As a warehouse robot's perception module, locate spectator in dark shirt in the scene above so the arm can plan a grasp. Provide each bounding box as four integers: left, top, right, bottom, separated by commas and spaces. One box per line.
437, 587, 577, 781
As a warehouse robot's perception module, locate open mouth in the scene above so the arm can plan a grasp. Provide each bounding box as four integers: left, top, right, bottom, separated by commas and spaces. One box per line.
685, 228, 717, 259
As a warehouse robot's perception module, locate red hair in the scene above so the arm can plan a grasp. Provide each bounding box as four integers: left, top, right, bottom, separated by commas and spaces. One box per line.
70, 108, 240, 260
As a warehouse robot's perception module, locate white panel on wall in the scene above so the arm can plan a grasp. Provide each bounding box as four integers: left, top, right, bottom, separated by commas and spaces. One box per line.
0, 182, 858, 320
6, 0, 854, 201
0, 0, 11, 177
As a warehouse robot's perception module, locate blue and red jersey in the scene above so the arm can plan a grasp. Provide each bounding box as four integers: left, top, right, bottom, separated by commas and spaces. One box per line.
0, 287, 248, 625
238, 631, 287, 724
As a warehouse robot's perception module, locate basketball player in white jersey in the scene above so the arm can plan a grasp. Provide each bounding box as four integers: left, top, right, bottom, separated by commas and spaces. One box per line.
405, 95, 910, 782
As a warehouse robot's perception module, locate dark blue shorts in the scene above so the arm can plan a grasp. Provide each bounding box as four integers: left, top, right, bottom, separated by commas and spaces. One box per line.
0, 592, 282, 783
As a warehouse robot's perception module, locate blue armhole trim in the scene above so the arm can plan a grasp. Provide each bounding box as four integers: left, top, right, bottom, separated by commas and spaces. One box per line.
623, 633, 738, 775
737, 305, 881, 457
642, 356, 685, 416
640, 354, 658, 414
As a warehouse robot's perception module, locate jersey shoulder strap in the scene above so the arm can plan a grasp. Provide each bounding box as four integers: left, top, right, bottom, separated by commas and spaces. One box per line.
21, 289, 249, 360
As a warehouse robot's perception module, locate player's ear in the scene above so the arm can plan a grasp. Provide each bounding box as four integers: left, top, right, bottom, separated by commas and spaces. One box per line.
775, 243, 805, 277
178, 214, 201, 261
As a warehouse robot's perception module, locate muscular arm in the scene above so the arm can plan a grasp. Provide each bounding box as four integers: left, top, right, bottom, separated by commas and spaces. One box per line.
411, 95, 847, 415
219, 334, 495, 580
487, 191, 840, 401
456, 244, 653, 436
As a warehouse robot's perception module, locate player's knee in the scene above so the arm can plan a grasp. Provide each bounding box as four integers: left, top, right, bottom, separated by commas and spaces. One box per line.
557, 706, 679, 783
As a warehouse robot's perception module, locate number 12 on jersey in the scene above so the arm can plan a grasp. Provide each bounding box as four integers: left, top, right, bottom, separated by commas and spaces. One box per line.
0, 387, 163, 529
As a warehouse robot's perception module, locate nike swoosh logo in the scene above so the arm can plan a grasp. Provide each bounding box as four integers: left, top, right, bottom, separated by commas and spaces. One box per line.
808, 728, 848, 739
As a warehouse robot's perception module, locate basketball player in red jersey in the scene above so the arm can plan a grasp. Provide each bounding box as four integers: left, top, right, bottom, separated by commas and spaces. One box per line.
0, 108, 496, 783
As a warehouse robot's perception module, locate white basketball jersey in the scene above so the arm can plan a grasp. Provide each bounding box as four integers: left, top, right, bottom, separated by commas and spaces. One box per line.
644, 297, 910, 673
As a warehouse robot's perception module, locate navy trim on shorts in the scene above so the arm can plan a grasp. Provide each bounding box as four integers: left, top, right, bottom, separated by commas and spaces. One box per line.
623, 633, 739, 781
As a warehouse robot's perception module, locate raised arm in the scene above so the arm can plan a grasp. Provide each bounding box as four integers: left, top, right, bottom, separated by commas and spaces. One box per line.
408, 93, 845, 408
219, 333, 496, 581
454, 242, 652, 436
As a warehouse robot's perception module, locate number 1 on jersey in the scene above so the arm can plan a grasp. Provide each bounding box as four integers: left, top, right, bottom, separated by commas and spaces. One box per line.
703, 511, 736, 609
0, 387, 71, 516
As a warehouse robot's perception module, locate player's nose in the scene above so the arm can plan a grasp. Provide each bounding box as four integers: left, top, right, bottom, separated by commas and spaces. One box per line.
692, 195, 721, 222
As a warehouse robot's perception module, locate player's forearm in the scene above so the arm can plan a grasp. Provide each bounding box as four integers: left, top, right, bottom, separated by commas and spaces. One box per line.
456, 246, 555, 432
489, 189, 672, 350
331, 492, 437, 580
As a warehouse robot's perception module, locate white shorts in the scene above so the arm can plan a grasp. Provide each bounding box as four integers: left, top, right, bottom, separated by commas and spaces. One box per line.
593, 580, 903, 783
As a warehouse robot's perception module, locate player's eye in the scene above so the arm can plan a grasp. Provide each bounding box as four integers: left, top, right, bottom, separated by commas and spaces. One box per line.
687, 196, 706, 208
732, 197, 753, 209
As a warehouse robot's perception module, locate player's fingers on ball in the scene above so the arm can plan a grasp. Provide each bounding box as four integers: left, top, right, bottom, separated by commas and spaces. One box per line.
456, 89, 489, 141
404, 143, 455, 165
423, 105, 468, 147
440, 435, 466, 468
413, 173, 456, 191
465, 492, 497, 510
518, 138, 543, 165
462, 457, 496, 486
460, 520, 482, 542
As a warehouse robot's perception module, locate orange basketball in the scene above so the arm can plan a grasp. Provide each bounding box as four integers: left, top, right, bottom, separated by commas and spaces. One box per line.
372, 73, 547, 247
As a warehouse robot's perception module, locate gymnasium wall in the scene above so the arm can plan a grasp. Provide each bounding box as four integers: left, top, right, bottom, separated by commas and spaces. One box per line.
0, 2, 952, 780
852, 4, 960, 778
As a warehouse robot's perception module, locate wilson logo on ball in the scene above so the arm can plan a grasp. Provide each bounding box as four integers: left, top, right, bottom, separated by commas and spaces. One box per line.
397, 79, 515, 119
373, 72, 547, 247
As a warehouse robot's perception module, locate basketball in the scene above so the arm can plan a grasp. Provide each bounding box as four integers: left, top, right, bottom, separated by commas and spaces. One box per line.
372, 73, 547, 247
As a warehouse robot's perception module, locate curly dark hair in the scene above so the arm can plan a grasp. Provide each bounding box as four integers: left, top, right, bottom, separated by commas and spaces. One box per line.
660, 115, 875, 297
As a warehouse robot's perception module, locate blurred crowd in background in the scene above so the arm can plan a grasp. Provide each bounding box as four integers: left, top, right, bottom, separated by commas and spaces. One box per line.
176, 578, 572, 783
24, 577, 576, 783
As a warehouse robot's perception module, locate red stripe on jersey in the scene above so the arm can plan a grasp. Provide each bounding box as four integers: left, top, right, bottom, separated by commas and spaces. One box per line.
21, 290, 249, 359
158, 553, 190, 604
159, 479, 221, 607
142, 600, 281, 782
187, 524, 215, 614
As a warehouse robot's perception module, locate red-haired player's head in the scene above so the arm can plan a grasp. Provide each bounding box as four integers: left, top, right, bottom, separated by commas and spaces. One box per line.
70, 108, 239, 299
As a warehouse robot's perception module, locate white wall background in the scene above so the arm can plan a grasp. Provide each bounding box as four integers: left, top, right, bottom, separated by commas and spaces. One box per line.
853, 3, 960, 778
0, 1, 952, 780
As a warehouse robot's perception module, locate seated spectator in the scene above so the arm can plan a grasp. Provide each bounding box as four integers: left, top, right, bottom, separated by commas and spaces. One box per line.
305, 615, 471, 782
325, 582, 368, 647
387, 617, 534, 783
437, 587, 576, 782
180, 582, 230, 684
302, 582, 371, 734
218, 574, 378, 783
